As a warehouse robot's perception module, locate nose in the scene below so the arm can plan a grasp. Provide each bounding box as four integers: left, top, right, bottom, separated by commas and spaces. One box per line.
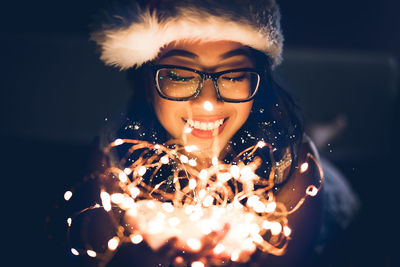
190, 79, 222, 106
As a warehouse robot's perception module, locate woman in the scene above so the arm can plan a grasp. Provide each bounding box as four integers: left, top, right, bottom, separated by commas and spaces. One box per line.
71, 0, 325, 266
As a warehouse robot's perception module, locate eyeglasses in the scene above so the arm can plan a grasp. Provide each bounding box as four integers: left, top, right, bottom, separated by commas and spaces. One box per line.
151, 65, 261, 103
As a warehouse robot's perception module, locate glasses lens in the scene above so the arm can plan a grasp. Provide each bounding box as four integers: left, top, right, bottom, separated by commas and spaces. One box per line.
156, 68, 201, 99
218, 71, 260, 101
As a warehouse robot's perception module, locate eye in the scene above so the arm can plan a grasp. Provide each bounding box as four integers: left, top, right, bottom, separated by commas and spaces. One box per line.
221, 72, 249, 82
165, 71, 194, 82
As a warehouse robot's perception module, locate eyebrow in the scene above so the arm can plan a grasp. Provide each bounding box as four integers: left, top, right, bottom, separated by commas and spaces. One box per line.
219, 48, 253, 60
159, 49, 198, 59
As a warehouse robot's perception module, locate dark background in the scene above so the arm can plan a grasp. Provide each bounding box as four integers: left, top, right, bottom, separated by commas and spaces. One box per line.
2, 0, 399, 266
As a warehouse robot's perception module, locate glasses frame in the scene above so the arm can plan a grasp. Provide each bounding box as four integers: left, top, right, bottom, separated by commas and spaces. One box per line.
151, 64, 262, 103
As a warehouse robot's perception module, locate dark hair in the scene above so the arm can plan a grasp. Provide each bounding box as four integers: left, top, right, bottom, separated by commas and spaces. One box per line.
107, 48, 303, 178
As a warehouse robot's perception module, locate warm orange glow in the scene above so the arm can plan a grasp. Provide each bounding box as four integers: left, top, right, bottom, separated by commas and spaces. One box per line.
66, 139, 324, 266
87, 250, 97, 258
100, 191, 112, 212
108, 236, 120, 251
213, 243, 225, 254
300, 162, 309, 173
71, 248, 79, 256
187, 238, 202, 251
203, 101, 214, 111
64, 191, 73, 201
191, 261, 205, 267
130, 233, 143, 244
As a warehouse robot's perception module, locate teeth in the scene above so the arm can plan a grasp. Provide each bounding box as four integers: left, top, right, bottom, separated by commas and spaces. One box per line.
186, 119, 224, 131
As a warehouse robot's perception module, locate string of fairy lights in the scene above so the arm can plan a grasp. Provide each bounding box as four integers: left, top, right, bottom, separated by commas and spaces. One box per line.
64, 138, 323, 267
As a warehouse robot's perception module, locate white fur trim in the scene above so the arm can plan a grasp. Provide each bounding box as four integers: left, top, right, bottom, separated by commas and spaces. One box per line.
92, 9, 282, 70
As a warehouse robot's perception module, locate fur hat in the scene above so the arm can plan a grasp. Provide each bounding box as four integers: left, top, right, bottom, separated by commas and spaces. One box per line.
91, 0, 283, 70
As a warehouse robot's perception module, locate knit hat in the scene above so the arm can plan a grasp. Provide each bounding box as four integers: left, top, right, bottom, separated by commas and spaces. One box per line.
91, 0, 283, 70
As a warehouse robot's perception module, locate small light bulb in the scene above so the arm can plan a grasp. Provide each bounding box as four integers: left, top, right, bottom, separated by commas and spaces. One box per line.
71, 248, 79, 256
203, 101, 214, 111
108, 236, 120, 251
64, 191, 73, 201
130, 234, 143, 244
192, 261, 205, 267
300, 162, 309, 173
138, 166, 147, 176
187, 238, 202, 251
114, 139, 124, 146
86, 250, 97, 258
213, 243, 225, 254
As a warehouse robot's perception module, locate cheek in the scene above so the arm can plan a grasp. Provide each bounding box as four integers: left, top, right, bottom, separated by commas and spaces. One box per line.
234, 102, 253, 126
153, 96, 185, 138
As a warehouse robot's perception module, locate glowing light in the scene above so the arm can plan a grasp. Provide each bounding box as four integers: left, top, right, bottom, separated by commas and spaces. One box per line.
247, 195, 259, 207
87, 250, 97, 258
231, 251, 239, 261
138, 166, 147, 176
108, 236, 120, 251
128, 185, 140, 198
192, 261, 205, 267
283, 226, 292, 237
66, 139, 324, 265
160, 155, 169, 164
123, 168, 132, 175
71, 248, 79, 256
100, 191, 112, 212
253, 201, 266, 213
64, 191, 73, 201
270, 222, 282, 235
262, 220, 272, 230
242, 238, 256, 252
306, 185, 318, 196
249, 223, 260, 235
217, 172, 232, 182
118, 172, 128, 183
187, 238, 202, 251
189, 178, 197, 190
265, 201, 277, 213
212, 156, 218, 166
257, 141, 266, 148
213, 243, 225, 254
199, 169, 208, 180
185, 145, 198, 152
230, 164, 240, 178
111, 193, 124, 204
121, 196, 135, 209
147, 200, 156, 209
114, 139, 124, 146
300, 162, 309, 173
203, 101, 214, 111
188, 159, 197, 166
252, 234, 263, 244
175, 256, 184, 264
184, 127, 193, 133
162, 202, 174, 213
180, 155, 189, 164
202, 195, 214, 207
168, 217, 180, 227
130, 234, 143, 244
148, 220, 164, 234
185, 205, 195, 214
198, 189, 206, 198
241, 166, 255, 181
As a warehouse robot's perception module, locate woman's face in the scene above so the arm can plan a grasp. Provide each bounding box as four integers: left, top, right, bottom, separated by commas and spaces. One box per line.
151, 40, 255, 157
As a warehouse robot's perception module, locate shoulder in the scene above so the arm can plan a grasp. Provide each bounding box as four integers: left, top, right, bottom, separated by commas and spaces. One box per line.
268, 135, 324, 263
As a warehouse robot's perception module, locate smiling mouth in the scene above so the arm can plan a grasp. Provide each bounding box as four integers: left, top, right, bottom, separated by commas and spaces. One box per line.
182, 117, 228, 138
186, 118, 225, 131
